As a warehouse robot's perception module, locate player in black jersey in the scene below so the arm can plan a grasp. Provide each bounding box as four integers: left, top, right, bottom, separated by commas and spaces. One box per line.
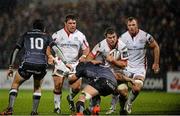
74, 62, 118, 115
0, 19, 64, 115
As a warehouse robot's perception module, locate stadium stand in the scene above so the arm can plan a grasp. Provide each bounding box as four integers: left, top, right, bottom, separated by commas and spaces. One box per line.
0, 0, 179, 74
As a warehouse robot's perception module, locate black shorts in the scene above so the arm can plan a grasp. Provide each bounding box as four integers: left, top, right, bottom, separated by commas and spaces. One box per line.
89, 78, 117, 96
18, 62, 47, 80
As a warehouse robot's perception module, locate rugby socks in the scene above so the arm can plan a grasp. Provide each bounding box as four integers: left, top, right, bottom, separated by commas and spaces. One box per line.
32, 92, 41, 112
54, 91, 61, 109
110, 94, 119, 110
76, 101, 85, 113
127, 90, 139, 104
8, 89, 18, 108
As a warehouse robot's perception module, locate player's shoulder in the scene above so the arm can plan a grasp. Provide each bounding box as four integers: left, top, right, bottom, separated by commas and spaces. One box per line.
138, 29, 152, 39
117, 39, 127, 49
52, 28, 64, 36
120, 31, 129, 37
74, 29, 86, 37
139, 29, 147, 35
98, 39, 107, 46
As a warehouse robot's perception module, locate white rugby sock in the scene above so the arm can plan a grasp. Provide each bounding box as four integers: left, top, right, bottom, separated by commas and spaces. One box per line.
54, 93, 61, 109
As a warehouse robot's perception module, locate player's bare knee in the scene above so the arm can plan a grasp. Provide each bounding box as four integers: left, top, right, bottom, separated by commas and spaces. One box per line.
133, 80, 143, 92
117, 83, 128, 94
120, 89, 128, 97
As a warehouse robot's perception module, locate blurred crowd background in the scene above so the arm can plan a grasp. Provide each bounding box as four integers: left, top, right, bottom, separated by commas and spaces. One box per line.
0, 0, 179, 75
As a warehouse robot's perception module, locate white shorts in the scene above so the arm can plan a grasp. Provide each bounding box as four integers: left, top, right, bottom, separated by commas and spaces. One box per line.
123, 66, 146, 79
52, 57, 78, 78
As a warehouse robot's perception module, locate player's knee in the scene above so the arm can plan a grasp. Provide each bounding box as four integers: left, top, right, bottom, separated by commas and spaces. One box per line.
33, 92, 41, 100
133, 80, 143, 92
117, 83, 128, 96
53, 90, 62, 94
79, 91, 92, 101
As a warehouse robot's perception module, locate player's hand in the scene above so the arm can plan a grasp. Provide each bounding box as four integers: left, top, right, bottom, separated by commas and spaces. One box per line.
48, 55, 55, 65
7, 68, 14, 80
152, 63, 160, 74
130, 79, 135, 85
90, 60, 103, 65
79, 55, 87, 62
66, 64, 73, 71
106, 53, 114, 63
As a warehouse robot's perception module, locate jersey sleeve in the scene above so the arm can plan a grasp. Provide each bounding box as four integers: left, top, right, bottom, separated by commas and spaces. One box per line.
121, 47, 128, 60
118, 40, 128, 60
146, 32, 154, 44
52, 32, 59, 43
81, 34, 89, 50
91, 43, 101, 57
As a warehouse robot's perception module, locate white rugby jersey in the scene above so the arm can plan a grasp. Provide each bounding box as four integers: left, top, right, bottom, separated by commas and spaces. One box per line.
91, 39, 128, 70
120, 29, 154, 69
52, 28, 89, 63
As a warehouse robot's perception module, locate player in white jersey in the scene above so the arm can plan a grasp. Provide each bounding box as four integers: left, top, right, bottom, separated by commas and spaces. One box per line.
86, 27, 134, 115
106, 17, 160, 114
47, 14, 89, 114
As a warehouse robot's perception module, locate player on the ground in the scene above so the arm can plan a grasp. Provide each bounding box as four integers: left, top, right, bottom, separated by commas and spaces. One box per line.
106, 17, 160, 114
48, 14, 90, 114
0, 19, 65, 115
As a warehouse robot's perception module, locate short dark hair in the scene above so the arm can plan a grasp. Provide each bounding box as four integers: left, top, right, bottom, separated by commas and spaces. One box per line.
104, 27, 116, 37
33, 19, 45, 31
65, 14, 77, 22
126, 16, 138, 25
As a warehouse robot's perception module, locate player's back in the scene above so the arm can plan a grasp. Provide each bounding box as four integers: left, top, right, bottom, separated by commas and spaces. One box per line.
19, 29, 51, 65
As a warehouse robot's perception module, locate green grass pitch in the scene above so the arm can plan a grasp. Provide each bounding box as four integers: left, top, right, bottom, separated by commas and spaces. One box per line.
0, 89, 180, 115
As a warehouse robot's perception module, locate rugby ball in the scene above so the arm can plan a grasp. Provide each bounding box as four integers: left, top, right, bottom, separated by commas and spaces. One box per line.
110, 49, 121, 60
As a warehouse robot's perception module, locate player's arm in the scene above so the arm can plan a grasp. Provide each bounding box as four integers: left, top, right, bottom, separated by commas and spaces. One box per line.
46, 46, 55, 65
7, 45, 21, 78
115, 73, 135, 85
79, 46, 90, 62
86, 52, 103, 64
49, 42, 67, 64
106, 54, 128, 69
107, 48, 128, 69
78, 36, 90, 62
149, 38, 160, 73
86, 44, 103, 64
112, 59, 127, 69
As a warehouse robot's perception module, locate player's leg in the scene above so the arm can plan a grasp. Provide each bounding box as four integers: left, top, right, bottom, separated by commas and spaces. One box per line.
67, 75, 81, 113
31, 70, 46, 115
76, 85, 98, 115
105, 94, 119, 114
0, 70, 27, 115
52, 58, 70, 114
53, 75, 65, 114
124, 75, 144, 114
117, 83, 128, 114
